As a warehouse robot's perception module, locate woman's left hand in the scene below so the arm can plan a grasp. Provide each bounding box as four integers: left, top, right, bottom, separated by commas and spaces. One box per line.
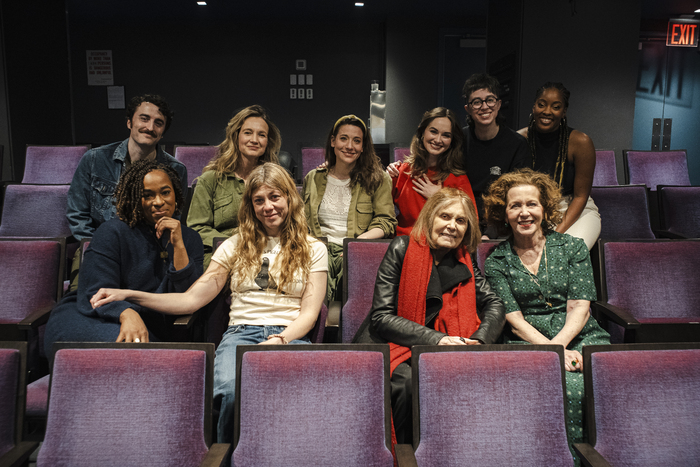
155, 217, 183, 247
91, 288, 128, 309
258, 336, 285, 346
412, 174, 442, 199
564, 349, 583, 372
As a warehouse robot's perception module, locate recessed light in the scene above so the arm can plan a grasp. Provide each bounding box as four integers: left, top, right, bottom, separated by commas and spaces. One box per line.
197, 1, 207, 5
355, 2, 364, 6
695, 8, 700, 13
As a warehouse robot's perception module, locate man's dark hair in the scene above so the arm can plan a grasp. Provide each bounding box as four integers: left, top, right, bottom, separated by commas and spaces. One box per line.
462, 73, 505, 126
126, 94, 174, 134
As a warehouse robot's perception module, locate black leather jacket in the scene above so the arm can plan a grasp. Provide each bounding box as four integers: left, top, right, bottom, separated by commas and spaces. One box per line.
353, 236, 505, 346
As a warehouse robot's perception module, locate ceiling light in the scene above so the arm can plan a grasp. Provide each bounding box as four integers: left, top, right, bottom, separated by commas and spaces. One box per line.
197, 1, 207, 5
355, 2, 364, 6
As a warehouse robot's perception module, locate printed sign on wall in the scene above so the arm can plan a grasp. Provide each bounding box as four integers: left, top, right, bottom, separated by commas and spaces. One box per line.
87, 50, 114, 86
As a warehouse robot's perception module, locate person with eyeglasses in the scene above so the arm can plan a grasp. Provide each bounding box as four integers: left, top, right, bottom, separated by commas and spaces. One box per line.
517, 82, 600, 250
461, 73, 530, 238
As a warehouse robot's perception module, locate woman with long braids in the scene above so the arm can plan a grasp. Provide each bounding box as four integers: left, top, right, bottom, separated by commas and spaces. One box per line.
518, 82, 600, 250
91, 163, 327, 444
303, 114, 396, 302
45, 160, 204, 355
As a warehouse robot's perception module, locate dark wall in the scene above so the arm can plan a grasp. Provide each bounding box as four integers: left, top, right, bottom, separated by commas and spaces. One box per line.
518, 0, 641, 180
1, 0, 73, 181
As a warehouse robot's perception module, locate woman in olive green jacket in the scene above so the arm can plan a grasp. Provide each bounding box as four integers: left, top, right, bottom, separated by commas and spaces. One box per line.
187, 105, 281, 268
302, 115, 397, 302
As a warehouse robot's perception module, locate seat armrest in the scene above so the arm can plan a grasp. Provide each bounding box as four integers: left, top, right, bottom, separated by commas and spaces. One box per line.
573, 443, 613, 467
17, 304, 54, 330
326, 300, 341, 327
199, 443, 231, 467
174, 313, 195, 327
395, 443, 418, 467
591, 301, 641, 328
0, 441, 40, 467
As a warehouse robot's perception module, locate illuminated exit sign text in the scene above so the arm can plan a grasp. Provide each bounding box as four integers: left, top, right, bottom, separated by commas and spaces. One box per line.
667, 19, 699, 47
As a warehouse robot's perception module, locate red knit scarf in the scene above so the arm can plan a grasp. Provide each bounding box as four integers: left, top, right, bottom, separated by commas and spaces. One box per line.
389, 236, 481, 374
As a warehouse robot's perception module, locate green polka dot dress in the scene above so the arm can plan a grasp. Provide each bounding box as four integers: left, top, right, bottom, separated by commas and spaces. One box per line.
485, 231, 610, 466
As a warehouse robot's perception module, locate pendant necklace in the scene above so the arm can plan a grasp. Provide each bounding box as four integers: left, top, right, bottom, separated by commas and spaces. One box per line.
519, 243, 552, 308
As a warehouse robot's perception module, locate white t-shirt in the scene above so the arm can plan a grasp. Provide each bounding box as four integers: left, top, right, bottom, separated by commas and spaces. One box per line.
211, 234, 328, 326
318, 175, 352, 245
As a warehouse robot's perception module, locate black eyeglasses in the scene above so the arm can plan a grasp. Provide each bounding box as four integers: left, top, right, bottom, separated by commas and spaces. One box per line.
467, 96, 499, 109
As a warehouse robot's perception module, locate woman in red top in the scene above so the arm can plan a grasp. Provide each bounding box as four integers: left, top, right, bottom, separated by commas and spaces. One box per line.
392, 107, 477, 235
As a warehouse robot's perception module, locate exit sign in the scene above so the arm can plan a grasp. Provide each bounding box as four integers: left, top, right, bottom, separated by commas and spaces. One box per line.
667, 19, 699, 47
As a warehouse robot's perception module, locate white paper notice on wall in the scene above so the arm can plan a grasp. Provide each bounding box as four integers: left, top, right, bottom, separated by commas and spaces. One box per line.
87, 50, 114, 86
107, 86, 125, 109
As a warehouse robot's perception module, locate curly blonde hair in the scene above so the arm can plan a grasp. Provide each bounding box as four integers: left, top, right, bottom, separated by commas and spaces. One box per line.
404, 107, 465, 180
203, 105, 281, 178
482, 168, 563, 231
411, 187, 480, 254
229, 163, 311, 294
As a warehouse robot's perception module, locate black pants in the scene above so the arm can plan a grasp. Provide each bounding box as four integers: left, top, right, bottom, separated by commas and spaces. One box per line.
391, 361, 413, 444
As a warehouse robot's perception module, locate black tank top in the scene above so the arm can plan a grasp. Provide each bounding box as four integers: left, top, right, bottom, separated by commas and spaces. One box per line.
532, 126, 575, 195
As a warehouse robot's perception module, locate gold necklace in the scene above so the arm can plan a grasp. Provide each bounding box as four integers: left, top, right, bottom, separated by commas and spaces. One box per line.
518, 243, 552, 308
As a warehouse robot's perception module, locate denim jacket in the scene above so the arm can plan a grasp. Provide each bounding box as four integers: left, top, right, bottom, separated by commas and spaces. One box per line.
66, 139, 187, 240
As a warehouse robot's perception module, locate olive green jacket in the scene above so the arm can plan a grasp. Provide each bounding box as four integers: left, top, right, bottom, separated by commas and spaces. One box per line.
302, 169, 397, 240
186, 170, 244, 268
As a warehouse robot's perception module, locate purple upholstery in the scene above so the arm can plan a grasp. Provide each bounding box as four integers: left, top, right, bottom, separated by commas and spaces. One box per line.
342, 240, 391, 343
174, 146, 218, 186
0, 184, 72, 237
0, 348, 20, 457
659, 186, 700, 237
301, 147, 325, 179
393, 147, 410, 163
25, 374, 49, 417
590, 186, 655, 239
625, 150, 690, 190
414, 350, 573, 466
0, 240, 61, 324
22, 145, 90, 184
592, 150, 618, 186
233, 349, 393, 466
476, 241, 499, 271
590, 349, 700, 466
603, 241, 700, 322
38, 348, 209, 466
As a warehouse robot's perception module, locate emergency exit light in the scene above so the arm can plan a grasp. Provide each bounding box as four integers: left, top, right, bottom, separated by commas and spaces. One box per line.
667, 19, 699, 47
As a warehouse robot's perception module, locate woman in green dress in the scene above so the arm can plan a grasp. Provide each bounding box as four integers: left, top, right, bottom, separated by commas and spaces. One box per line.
482, 168, 609, 466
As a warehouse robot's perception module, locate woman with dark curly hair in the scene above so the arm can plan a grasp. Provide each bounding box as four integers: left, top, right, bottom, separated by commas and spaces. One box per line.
518, 82, 600, 250
482, 168, 609, 466
45, 160, 204, 354
389, 107, 477, 236
303, 114, 396, 301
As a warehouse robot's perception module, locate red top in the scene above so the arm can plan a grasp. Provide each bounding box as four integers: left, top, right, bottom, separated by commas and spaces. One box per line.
392, 163, 477, 236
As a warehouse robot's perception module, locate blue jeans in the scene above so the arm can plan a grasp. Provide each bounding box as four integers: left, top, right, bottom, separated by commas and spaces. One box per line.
213, 324, 310, 443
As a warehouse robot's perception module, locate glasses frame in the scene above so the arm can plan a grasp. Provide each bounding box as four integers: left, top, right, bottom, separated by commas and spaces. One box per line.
467, 96, 500, 109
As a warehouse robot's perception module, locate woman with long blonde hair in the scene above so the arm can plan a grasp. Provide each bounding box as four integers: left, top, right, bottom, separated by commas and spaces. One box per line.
187, 104, 282, 268
91, 163, 328, 444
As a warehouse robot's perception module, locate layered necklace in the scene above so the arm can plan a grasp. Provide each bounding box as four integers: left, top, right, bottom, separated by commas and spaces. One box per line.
517, 241, 552, 308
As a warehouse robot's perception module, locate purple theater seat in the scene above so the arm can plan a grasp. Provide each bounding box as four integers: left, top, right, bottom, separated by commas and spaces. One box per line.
592, 150, 618, 186
393, 146, 410, 163
0, 342, 38, 466
475, 241, 500, 271
232, 345, 393, 467
0, 184, 72, 238
174, 145, 218, 187
575, 343, 700, 467
341, 239, 392, 343
658, 186, 700, 238
22, 145, 90, 184
589, 185, 655, 240
624, 150, 690, 190
37, 343, 229, 467
402, 345, 573, 466
594, 240, 700, 343
300, 146, 325, 179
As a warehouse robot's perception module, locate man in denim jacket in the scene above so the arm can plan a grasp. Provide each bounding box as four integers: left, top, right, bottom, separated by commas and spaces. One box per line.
67, 94, 187, 240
